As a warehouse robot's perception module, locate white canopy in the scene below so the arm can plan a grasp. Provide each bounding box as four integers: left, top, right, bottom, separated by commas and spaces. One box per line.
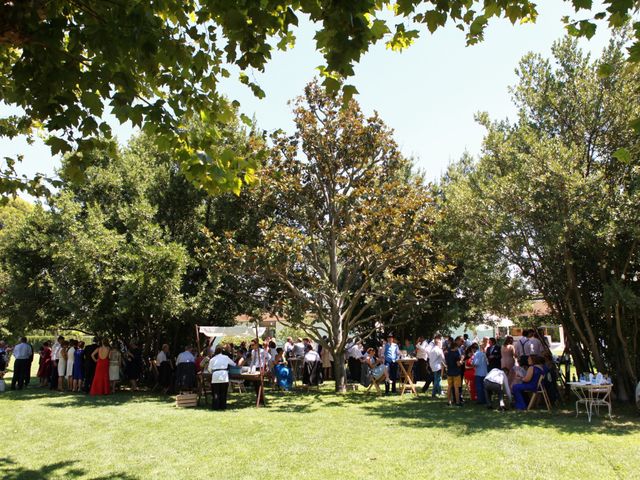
198, 325, 266, 338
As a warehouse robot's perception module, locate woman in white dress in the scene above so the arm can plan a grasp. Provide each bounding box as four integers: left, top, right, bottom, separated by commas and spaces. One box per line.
109, 346, 122, 393
66, 340, 76, 389
57, 340, 69, 391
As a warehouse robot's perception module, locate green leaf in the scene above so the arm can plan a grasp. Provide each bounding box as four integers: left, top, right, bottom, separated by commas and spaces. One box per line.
46, 136, 72, 155
342, 84, 359, 103
612, 148, 631, 164
597, 63, 614, 78
81, 91, 103, 116
240, 113, 252, 126
630, 117, 640, 134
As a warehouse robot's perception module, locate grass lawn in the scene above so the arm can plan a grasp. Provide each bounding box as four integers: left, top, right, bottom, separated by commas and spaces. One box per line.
1, 361, 639, 480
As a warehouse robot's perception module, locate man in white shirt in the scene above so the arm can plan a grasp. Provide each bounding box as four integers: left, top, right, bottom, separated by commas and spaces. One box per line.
249, 339, 269, 405
483, 368, 512, 410
427, 335, 444, 397
293, 338, 305, 358
415, 336, 431, 393
207, 346, 237, 410
347, 339, 363, 383
50, 335, 64, 390
11, 337, 31, 390
283, 337, 294, 358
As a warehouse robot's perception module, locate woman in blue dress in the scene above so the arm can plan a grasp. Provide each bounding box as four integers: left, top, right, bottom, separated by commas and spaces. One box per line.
273, 348, 293, 391
72, 341, 85, 392
512, 355, 547, 410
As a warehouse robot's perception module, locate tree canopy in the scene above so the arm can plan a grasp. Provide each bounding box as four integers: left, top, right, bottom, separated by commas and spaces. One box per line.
217, 83, 455, 391
440, 35, 640, 400
1, 0, 638, 197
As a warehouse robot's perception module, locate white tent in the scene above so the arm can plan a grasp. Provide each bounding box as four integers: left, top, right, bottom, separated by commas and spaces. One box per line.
197, 325, 266, 352
198, 326, 266, 338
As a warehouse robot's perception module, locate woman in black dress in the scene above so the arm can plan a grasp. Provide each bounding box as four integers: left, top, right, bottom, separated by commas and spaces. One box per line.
125, 342, 143, 391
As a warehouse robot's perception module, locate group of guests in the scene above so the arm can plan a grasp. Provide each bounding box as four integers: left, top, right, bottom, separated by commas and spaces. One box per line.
3, 329, 556, 413
175, 336, 329, 410
1, 335, 144, 395
346, 329, 555, 411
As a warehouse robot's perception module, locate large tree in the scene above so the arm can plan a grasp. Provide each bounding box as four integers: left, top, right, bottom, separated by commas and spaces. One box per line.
232, 83, 452, 391
440, 35, 640, 400
1, 1, 637, 197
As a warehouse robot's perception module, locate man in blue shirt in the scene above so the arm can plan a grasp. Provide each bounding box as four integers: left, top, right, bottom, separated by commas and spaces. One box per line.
472, 345, 489, 404
384, 333, 400, 395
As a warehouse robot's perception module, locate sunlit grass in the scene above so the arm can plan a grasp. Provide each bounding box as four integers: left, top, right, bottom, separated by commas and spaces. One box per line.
1, 361, 639, 479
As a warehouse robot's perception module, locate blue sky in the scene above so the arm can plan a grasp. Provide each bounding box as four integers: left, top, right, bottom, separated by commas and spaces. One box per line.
1, 1, 611, 189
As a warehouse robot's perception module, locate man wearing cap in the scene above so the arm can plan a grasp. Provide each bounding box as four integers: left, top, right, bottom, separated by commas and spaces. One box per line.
384, 333, 400, 394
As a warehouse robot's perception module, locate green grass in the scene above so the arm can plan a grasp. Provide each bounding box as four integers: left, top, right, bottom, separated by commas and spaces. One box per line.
1, 361, 640, 480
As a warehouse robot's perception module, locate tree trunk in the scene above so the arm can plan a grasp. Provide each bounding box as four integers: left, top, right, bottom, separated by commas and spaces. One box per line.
333, 349, 347, 393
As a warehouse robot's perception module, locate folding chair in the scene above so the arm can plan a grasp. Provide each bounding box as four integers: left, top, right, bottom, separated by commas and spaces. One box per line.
365, 372, 385, 395
527, 375, 552, 411
229, 378, 246, 393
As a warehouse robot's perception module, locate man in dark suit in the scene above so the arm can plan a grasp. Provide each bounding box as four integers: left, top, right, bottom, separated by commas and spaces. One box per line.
486, 337, 501, 371
83, 337, 99, 392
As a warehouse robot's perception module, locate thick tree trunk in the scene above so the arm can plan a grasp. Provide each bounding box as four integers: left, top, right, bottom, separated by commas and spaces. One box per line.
333, 350, 347, 393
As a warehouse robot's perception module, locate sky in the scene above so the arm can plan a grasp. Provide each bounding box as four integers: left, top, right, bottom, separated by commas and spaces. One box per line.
1, 1, 612, 191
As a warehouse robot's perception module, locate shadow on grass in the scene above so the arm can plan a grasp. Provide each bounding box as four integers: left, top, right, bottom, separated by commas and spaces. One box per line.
0, 457, 139, 480
1, 384, 175, 408
263, 385, 640, 436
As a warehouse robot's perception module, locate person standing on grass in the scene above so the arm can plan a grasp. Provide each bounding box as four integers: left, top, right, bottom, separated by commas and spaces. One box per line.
463, 346, 477, 401
384, 333, 400, 395
83, 337, 99, 393
50, 335, 64, 390
10, 337, 31, 390
0, 340, 9, 374
347, 338, 363, 382
415, 336, 430, 391
37, 341, 52, 387
66, 339, 76, 391
514, 330, 530, 367
500, 336, 517, 385
72, 341, 84, 392
445, 336, 463, 406
471, 344, 488, 405
208, 346, 236, 410
320, 336, 333, 381
428, 335, 444, 397
90, 338, 111, 396
486, 337, 501, 371
109, 343, 122, 393
156, 344, 173, 394
57, 340, 69, 391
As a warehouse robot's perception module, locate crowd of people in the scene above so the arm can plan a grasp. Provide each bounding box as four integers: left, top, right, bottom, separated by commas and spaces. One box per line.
0, 336, 144, 395
0, 328, 558, 412
345, 329, 558, 411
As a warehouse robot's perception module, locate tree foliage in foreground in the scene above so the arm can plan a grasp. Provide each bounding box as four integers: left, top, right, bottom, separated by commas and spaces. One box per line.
440, 36, 640, 400
1, 0, 638, 197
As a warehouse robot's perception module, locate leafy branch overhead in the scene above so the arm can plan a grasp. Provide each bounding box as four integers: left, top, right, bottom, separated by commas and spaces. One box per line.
1, 1, 638, 195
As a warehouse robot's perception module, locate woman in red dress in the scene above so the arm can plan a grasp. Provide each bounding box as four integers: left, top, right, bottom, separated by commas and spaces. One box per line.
37, 341, 52, 386
90, 339, 111, 396
463, 346, 477, 401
